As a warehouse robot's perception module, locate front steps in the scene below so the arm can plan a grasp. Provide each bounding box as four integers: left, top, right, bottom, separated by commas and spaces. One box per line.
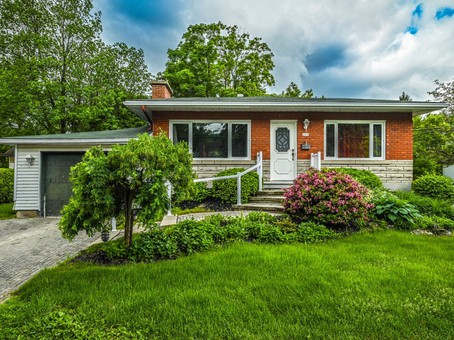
233, 189, 287, 213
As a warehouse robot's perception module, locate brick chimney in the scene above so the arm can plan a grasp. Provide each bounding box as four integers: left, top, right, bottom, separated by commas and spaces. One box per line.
151, 80, 173, 99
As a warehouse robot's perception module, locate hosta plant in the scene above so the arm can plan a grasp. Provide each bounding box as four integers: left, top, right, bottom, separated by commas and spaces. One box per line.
284, 169, 373, 230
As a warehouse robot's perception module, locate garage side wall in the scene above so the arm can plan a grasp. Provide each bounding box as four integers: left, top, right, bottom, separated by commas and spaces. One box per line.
14, 146, 41, 216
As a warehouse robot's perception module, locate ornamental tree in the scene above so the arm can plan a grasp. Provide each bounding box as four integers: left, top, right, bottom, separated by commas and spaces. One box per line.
59, 133, 194, 248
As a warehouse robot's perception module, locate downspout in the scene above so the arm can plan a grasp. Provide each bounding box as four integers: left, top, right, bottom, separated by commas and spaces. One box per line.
141, 105, 153, 134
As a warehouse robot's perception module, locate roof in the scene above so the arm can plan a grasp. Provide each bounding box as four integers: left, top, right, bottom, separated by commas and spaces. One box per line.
124, 97, 448, 121
0, 126, 150, 145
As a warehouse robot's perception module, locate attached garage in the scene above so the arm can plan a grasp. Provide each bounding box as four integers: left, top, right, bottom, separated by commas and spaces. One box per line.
42, 152, 84, 216
0, 126, 149, 217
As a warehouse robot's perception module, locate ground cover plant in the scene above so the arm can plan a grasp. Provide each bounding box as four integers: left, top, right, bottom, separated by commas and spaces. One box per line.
0, 202, 14, 220
76, 213, 338, 264
0, 230, 452, 339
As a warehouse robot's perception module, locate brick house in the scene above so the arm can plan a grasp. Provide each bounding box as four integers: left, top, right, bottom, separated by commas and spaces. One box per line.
0, 81, 446, 217
126, 81, 446, 190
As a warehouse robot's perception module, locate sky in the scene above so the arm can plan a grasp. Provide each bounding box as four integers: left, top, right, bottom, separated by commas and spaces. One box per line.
93, 0, 454, 100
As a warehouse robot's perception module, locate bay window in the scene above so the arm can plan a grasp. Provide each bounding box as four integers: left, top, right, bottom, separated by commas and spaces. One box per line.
325, 121, 385, 159
171, 121, 250, 159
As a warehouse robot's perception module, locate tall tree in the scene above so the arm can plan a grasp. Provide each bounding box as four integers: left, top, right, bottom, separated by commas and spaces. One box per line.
399, 91, 412, 101
163, 22, 275, 97
428, 79, 454, 114
0, 0, 152, 137
280, 81, 314, 98
413, 79, 454, 177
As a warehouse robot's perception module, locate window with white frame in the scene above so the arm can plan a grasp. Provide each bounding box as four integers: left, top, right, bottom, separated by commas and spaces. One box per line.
325, 121, 385, 159
171, 121, 250, 159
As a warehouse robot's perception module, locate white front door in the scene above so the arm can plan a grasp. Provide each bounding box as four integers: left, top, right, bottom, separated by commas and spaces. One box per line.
270, 121, 297, 181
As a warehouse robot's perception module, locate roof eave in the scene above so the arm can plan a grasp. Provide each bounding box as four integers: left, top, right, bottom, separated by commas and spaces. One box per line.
0, 138, 132, 145
124, 100, 447, 117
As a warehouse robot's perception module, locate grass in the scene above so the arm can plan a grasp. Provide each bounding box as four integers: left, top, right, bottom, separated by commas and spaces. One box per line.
0, 203, 15, 220
1, 230, 453, 339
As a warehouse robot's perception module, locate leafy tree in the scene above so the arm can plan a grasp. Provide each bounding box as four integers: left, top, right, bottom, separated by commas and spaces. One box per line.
0, 0, 152, 136
428, 79, 454, 114
413, 79, 454, 176
59, 133, 195, 248
413, 113, 454, 176
280, 81, 314, 98
399, 91, 412, 101
163, 22, 275, 97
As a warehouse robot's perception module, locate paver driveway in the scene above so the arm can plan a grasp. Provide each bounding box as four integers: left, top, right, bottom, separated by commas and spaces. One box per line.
0, 218, 100, 302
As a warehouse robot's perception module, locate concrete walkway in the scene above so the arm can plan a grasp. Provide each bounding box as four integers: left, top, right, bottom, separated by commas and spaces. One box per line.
0, 218, 101, 303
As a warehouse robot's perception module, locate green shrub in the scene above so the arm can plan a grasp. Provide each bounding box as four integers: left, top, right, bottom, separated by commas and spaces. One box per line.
211, 168, 259, 204
416, 215, 454, 231
170, 219, 215, 255
211, 216, 248, 244
394, 191, 454, 220
372, 191, 421, 230
294, 222, 338, 243
413, 157, 440, 179
176, 181, 210, 204
0, 168, 14, 204
245, 222, 285, 243
284, 169, 373, 230
95, 213, 344, 263
332, 168, 384, 190
129, 229, 178, 262
412, 174, 454, 202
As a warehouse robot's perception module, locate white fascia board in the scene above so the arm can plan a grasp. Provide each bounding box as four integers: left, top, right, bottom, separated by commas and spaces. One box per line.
0, 138, 132, 145
124, 100, 447, 116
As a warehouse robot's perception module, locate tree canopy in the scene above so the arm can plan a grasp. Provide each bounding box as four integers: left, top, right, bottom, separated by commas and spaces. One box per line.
163, 22, 275, 97
279, 81, 314, 98
0, 0, 152, 138
59, 133, 195, 248
413, 79, 454, 177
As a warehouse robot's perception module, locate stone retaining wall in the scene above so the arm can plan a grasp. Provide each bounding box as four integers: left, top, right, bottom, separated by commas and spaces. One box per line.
192, 159, 412, 191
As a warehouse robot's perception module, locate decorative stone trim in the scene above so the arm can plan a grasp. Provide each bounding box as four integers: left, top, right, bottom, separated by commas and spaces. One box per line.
192, 159, 413, 191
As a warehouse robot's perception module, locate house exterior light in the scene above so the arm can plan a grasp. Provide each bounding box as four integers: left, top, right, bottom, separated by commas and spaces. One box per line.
25, 154, 34, 166
303, 119, 310, 131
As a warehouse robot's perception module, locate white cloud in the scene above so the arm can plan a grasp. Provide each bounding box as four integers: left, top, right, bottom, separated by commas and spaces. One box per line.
93, 0, 454, 100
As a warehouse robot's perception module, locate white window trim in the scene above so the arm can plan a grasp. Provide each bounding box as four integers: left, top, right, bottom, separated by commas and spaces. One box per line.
170, 120, 251, 160
324, 120, 386, 160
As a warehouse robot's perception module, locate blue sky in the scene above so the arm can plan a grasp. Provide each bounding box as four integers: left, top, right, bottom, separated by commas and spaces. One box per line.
93, 0, 454, 100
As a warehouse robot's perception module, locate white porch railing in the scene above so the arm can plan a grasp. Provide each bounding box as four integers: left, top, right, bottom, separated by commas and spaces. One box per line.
311, 151, 321, 171
166, 151, 263, 213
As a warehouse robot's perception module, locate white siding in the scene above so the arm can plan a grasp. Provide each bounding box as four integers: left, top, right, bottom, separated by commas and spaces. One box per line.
14, 147, 40, 211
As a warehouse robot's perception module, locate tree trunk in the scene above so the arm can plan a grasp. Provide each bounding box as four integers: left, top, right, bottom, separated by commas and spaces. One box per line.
124, 190, 134, 248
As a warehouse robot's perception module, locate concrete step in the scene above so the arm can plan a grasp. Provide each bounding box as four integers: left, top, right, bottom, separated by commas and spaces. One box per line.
264, 181, 293, 190
233, 203, 284, 213
249, 196, 284, 204
256, 189, 285, 196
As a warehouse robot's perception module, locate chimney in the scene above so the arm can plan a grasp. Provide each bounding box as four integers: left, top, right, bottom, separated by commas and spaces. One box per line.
151, 80, 173, 99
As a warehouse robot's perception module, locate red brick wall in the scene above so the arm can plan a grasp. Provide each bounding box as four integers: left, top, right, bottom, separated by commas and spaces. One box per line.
151, 82, 173, 99
152, 111, 413, 161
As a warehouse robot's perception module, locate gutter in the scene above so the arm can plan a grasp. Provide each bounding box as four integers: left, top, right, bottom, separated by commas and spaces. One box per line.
0, 138, 132, 145
124, 100, 448, 116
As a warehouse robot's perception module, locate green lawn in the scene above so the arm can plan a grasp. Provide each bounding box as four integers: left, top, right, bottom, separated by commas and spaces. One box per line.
1, 230, 453, 339
0, 203, 14, 220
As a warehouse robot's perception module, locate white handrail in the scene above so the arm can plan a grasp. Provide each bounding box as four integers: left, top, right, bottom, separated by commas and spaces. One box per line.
191, 151, 263, 205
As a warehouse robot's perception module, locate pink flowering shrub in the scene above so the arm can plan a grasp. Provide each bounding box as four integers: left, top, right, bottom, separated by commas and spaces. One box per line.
284, 169, 373, 229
